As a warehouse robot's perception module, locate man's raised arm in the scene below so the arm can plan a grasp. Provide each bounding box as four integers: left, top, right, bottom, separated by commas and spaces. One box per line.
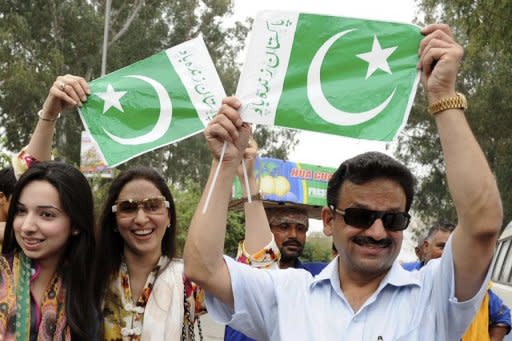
419, 24, 503, 300
183, 97, 251, 307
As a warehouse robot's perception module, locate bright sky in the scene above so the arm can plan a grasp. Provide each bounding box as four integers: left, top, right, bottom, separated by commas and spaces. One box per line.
232, 0, 419, 261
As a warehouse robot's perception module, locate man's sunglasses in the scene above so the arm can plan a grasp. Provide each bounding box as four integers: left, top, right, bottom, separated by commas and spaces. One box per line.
112, 196, 170, 215
329, 206, 411, 231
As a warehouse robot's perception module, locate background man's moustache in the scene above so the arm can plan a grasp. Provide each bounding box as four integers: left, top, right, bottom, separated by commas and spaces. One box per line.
283, 240, 303, 247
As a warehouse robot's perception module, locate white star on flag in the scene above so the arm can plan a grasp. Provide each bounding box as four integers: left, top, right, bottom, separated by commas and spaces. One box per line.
356, 35, 398, 80
95, 84, 127, 113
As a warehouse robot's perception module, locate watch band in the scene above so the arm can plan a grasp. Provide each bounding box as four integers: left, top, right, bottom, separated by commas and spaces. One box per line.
428, 92, 467, 115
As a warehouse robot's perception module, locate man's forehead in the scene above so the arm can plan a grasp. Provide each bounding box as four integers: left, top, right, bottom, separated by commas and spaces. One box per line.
338, 179, 407, 211
266, 208, 309, 226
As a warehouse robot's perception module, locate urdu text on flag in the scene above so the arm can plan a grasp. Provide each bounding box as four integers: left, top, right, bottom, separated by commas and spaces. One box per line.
79, 35, 225, 167
237, 11, 422, 142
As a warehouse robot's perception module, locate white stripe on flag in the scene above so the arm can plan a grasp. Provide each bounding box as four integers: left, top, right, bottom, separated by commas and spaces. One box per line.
167, 35, 226, 127
237, 11, 299, 125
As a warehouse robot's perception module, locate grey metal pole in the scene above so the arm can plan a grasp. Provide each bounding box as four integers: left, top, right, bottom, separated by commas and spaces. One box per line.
101, 0, 112, 76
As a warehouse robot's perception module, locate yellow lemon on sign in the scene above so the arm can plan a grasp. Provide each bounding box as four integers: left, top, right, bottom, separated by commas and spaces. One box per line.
274, 176, 291, 197
260, 175, 275, 195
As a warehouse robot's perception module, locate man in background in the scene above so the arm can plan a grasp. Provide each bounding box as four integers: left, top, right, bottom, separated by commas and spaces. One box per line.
403, 223, 511, 341
402, 222, 454, 270
0, 167, 16, 245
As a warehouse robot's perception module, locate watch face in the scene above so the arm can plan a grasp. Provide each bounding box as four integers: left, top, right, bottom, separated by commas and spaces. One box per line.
456, 92, 468, 108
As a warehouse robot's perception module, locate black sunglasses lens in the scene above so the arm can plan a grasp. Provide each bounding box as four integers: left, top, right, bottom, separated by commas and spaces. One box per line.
382, 213, 409, 231
343, 208, 374, 228
343, 208, 409, 231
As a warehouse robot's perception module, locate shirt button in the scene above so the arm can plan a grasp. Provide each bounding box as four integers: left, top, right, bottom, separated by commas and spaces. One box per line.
353, 316, 359, 322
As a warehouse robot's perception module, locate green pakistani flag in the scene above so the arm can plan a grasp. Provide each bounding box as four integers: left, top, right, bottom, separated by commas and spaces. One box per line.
237, 11, 422, 141
79, 35, 225, 166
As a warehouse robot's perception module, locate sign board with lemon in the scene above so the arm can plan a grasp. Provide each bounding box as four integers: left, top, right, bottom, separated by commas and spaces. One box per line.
232, 157, 336, 219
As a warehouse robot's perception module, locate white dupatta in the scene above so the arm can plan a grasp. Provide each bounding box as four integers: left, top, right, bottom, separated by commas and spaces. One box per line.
142, 259, 185, 341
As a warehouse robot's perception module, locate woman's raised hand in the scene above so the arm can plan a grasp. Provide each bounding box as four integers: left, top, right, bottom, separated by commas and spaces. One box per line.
40, 74, 90, 120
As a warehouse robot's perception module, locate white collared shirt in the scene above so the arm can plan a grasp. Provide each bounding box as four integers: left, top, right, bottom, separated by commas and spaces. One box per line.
206, 237, 490, 341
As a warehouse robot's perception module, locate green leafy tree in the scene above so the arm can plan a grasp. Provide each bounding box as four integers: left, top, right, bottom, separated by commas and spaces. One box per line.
0, 1, 102, 163
301, 232, 333, 262
396, 0, 512, 228
171, 180, 244, 256
0, 0, 240, 163
0, 134, 11, 168
302, 242, 332, 263
0, 0, 297, 184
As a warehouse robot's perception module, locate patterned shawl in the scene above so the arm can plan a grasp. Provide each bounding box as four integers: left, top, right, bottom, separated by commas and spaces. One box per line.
102, 257, 205, 341
102, 256, 168, 341
0, 252, 70, 340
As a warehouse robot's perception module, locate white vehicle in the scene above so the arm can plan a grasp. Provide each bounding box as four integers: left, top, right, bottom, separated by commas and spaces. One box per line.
491, 220, 512, 340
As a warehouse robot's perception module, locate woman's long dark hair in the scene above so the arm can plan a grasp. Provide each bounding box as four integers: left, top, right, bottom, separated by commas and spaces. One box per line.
2, 161, 97, 340
94, 166, 177, 310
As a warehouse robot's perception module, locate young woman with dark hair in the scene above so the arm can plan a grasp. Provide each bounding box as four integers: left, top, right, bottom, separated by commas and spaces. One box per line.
0, 161, 97, 340
94, 166, 203, 340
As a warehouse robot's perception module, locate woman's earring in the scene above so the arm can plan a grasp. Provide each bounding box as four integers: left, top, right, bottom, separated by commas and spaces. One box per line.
166, 224, 172, 229
72, 230, 80, 236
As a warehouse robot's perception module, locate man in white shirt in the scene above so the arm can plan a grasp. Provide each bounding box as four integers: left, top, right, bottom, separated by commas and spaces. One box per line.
184, 24, 503, 340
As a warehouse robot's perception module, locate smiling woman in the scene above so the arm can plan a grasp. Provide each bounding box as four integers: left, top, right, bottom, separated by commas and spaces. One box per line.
94, 167, 204, 340
0, 162, 98, 340
13, 180, 72, 263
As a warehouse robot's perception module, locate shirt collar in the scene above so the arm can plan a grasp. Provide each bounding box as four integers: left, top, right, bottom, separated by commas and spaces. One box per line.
310, 256, 421, 290
310, 257, 337, 286
384, 260, 422, 287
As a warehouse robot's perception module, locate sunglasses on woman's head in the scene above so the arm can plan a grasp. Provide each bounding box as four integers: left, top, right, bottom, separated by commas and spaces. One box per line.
112, 196, 170, 215
329, 206, 410, 231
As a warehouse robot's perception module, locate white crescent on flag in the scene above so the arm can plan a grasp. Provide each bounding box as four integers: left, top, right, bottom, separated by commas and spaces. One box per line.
306, 29, 396, 126
103, 75, 173, 145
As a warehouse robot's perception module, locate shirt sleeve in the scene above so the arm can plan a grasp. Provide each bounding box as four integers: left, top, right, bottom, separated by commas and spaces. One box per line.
488, 288, 511, 332
236, 235, 280, 269
427, 235, 492, 340
205, 256, 278, 340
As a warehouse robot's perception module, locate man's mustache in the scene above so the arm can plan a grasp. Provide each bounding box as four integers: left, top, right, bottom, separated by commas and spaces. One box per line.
352, 236, 392, 248
283, 240, 303, 248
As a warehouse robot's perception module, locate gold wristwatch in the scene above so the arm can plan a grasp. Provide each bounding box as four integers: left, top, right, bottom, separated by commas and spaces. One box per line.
428, 92, 467, 115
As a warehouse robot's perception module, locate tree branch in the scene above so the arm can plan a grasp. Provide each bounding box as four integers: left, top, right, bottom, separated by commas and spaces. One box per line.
49, 0, 62, 53
108, 0, 144, 47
